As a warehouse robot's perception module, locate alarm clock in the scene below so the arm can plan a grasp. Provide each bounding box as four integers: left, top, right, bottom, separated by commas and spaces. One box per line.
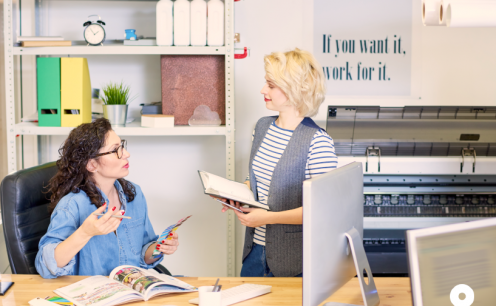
83, 15, 106, 46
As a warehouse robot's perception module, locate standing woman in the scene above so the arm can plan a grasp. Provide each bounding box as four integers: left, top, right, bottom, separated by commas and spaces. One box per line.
35, 118, 179, 278
223, 48, 337, 277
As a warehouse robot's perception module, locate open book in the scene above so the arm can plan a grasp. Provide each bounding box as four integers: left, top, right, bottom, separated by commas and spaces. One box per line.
53, 265, 197, 306
198, 170, 268, 210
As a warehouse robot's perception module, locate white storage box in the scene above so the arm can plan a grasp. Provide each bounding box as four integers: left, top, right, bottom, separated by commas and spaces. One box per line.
141, 115, 174, 128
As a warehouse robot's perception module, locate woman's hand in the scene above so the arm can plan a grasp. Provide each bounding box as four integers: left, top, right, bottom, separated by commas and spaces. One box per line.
54, 204, 123, 268
209, 195, 228, 209
212, 180, 249, 213
80, 203, 123, 238
156, 232, 179, 255
219, 199, 242, 213
234, 207, 271, 228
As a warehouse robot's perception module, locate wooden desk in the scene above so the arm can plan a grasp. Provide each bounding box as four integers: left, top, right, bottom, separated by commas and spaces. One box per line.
0, 275, 412, 306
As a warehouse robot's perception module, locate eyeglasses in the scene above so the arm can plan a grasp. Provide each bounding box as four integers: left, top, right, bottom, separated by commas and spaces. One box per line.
94, 139, 127, 159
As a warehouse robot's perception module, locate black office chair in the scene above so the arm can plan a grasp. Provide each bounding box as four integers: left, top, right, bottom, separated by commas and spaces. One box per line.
0, 162, 171, 275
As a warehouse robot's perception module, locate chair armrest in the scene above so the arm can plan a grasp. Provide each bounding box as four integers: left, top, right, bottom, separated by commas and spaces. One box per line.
153, 264, 171, 275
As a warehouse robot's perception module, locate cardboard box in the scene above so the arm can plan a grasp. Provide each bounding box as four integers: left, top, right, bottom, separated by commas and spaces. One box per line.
141, 115, 174, 128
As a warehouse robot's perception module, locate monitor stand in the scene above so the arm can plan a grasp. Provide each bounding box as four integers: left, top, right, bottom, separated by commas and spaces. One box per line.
324, 228, 380, 306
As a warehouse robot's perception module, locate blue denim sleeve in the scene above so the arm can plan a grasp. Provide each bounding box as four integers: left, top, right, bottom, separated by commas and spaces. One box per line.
138, 191, 163, 269
35, 208, 78, 278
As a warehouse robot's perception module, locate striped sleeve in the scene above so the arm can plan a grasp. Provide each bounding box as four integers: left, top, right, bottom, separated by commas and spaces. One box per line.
305, 129, 338, 179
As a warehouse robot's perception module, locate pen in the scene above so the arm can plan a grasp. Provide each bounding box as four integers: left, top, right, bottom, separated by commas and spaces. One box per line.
215, 285, 222, 292
91, 213, 131, 219
213, 278, 219, 292
214, 198, 246, 214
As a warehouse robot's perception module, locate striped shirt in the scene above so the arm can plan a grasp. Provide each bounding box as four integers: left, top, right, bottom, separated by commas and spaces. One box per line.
251, 121, 337, 246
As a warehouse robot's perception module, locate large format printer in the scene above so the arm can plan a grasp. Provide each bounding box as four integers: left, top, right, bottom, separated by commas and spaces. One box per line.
326, 106, 496, 276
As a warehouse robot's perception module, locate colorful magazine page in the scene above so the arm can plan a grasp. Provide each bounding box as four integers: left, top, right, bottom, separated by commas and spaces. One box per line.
54, 265, 197, 306
109, 265, 197, 299
152, 215, 192, 259
54, 275, 141, 306
46, 296, 74, 305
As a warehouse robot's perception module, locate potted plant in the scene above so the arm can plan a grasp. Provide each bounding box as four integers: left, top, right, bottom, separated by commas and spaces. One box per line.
101, 81, 136, 127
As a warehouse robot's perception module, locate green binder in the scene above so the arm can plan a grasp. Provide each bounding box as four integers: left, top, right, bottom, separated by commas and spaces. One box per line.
37, 57, 61, 126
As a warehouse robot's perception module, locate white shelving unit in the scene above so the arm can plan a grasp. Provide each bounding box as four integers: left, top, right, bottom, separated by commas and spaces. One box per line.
14, 121, 228, 136
3, 0, 237, 276
13, 45, 226, 55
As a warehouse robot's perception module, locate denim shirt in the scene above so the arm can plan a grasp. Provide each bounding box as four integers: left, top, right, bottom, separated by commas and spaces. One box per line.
35, 180, 163, 278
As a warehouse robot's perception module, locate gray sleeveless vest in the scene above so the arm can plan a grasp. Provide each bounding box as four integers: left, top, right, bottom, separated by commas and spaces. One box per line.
242, 116, 322, 277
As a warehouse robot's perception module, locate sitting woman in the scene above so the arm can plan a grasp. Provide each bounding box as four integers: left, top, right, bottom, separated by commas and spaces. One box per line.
35, 118, 178, 278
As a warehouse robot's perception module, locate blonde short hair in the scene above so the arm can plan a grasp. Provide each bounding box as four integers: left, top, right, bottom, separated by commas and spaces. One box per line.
264, 48, 326, 117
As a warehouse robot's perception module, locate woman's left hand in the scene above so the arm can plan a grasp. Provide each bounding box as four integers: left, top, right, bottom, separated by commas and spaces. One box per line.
156, 232, 179, 255
234, 207, 271, 228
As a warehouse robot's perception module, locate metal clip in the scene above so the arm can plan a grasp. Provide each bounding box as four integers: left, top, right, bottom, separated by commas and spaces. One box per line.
366, 147, 381, 173
234, 47, 250, 59
461, 148, 476, 173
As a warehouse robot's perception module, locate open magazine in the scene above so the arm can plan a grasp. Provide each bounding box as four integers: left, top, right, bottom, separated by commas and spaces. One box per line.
198, 170, 268, 210
53, 265, 197, 306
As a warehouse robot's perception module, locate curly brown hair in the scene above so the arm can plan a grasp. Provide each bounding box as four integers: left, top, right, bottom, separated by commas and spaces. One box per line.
48, 118, 135, 213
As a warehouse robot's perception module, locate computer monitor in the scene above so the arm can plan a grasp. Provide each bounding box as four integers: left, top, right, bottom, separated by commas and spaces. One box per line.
303, 162, 379, 306
407, 218, 496, 306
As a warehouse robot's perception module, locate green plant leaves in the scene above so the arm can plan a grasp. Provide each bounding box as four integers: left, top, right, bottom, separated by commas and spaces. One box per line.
100, 81, 137, 105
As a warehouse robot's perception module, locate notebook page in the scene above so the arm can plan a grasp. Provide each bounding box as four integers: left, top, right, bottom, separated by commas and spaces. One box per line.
207, 173, 254, 201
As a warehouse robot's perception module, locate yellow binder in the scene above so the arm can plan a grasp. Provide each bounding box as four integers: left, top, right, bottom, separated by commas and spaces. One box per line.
61, 58, 92, 127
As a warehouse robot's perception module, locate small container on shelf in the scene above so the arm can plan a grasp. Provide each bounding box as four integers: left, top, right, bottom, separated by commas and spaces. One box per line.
174, 0, 191, 46
191, 0, 207, 46
140, 102, 162, 115
124, 29, 138, 40
156, 0, 174, 46
141, 115, 174, 128
207, 0, 224, 46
